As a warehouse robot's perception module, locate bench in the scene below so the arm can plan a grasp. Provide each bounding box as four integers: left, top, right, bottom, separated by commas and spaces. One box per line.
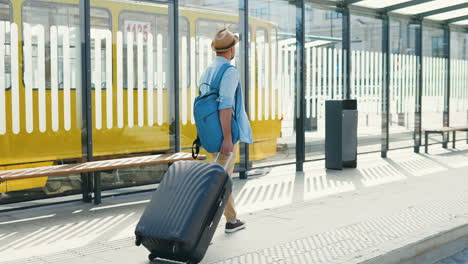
0, 153, 205, 205
424, 126, 468, 153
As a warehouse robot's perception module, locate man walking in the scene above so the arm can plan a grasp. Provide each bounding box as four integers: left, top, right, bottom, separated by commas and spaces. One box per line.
198, 28, 253, 233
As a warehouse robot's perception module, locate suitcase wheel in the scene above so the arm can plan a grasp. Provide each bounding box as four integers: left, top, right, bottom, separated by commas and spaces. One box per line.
148, 253, 157, 261
135, 236, 142, 246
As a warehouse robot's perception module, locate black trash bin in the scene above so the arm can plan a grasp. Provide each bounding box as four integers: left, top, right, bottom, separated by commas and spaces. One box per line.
325, 100, 358, 170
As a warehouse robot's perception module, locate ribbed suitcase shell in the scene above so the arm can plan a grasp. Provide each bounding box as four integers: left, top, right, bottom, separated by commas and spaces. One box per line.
135, 160, 232, 263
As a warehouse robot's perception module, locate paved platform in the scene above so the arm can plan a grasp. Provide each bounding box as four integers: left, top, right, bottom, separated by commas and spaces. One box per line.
0, 144, 467, 264
436, 249, 468, 264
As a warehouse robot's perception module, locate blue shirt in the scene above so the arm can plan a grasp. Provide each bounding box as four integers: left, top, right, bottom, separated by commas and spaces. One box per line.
199, 56, 253, 144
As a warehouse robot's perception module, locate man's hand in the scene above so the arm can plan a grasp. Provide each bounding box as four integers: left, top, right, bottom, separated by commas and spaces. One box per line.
219, 108, 233, 155
220, 139, 234, 155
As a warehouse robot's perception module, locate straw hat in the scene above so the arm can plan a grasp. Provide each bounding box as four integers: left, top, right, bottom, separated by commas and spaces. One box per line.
211, 28, 239, 52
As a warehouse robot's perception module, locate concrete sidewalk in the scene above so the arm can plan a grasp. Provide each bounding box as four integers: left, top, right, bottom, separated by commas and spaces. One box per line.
0, 144, 467, 264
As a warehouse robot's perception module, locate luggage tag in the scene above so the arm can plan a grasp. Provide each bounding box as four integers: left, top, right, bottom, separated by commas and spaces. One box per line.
213, 152, 234, 172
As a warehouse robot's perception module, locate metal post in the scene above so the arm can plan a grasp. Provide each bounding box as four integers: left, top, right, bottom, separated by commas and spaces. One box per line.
94, 172, 101, 205
79, 0, 93, 203
239, 0, 249, 179
295, 0, 305, 172
414, 22, 423, 153
342, 5, 351, 100
169, 0, 180, 152
443, 27, 450, 147
452, 131, 456, 148
381, 15, 390, 158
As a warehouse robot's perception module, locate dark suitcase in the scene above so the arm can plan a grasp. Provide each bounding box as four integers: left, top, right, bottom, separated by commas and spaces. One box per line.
135, 154, 233, 264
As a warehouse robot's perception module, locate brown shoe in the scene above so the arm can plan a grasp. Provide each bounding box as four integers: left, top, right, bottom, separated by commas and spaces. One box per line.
225, 220, 246, 233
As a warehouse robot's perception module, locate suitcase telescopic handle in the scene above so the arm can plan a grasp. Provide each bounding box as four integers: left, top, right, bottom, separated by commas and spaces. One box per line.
213, 152, 233, 171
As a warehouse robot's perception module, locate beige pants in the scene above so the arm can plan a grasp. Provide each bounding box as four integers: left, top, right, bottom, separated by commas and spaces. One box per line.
209, 143, 238, 223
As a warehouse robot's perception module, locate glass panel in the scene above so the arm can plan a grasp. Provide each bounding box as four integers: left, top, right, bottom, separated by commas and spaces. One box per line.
90, 0, 173, 190
388, 19, 417, 149
354, 0, 410, 9
394, 0, 467, 15
422, 26, 446, 139
426, 7, 468, 21
249, 0, 298, 167
453, 19, 468, 25
350, 14, 383, 153
1, 0, 84, 203
305, 6, 343, 160
449, 31, 468, 136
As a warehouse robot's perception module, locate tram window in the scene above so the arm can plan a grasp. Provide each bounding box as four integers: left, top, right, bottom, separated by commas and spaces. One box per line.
89, 8, 112, 91
0, 0, 11, 91
119, 11, 189, 90
196, 19, 240, 40
256, 27, 269, 43
179, 17, 190, 89
91, 8, 112, 30
272, 27, 279, 91
256, 27, 269, 98
22, 1, 111, 90
23, 1, 110, 29
0, 0, 10, 21
256, 27, 269, 50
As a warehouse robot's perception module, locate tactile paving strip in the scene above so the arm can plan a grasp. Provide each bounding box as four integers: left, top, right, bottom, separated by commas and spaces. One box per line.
3, 191, 468, 264
210, 194, 468, 264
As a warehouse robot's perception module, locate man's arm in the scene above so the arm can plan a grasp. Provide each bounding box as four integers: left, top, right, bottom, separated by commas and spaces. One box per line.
217, 67, 238, 155
219, 108, 233, 155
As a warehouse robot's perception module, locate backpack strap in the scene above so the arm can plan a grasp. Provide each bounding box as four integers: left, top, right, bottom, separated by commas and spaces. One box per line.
192, 137, 201, 159
210, 63, 234, 93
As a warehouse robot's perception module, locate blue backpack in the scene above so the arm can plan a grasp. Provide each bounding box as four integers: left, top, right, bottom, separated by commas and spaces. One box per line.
192, 63, 240, 158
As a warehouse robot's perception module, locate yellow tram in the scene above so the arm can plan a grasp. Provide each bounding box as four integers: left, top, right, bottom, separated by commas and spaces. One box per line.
0, 0, 281, 193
